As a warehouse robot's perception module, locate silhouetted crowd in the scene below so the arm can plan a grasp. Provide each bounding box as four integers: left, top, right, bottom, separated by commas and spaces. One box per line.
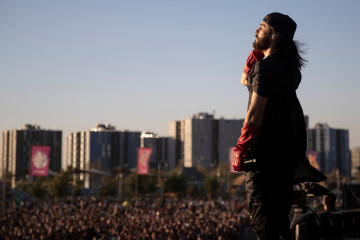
0, 197, 252, 240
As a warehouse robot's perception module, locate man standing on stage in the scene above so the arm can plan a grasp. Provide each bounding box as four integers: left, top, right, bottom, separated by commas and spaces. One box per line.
232, 12, 307, 239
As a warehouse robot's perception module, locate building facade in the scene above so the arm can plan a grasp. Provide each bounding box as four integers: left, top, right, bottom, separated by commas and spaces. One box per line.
1, 124, 62, 187
351, 147, 360, 181
66, 124, 140, 191
308, 123, 351, 177
169, 113, 243, 169
140, 132, 173, 173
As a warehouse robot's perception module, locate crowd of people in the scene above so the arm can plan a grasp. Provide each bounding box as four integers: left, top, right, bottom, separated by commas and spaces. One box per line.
0, 197, 253, 240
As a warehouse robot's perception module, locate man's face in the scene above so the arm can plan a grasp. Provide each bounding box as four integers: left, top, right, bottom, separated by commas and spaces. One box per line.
253, 21, 272, 50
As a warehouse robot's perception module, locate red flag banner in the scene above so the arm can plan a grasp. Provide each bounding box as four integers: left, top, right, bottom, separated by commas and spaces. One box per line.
137, 148, 152, 175
30, 146, 51, 176
308, 150, 320, 171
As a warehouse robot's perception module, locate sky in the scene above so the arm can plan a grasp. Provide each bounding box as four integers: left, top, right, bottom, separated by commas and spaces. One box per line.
1, 0, 360, 165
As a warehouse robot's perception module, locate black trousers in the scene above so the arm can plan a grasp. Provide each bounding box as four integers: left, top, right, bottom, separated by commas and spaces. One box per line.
245, 170, 294, 240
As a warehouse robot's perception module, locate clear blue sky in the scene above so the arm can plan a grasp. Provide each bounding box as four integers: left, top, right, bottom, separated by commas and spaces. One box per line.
1, 0, 360, 160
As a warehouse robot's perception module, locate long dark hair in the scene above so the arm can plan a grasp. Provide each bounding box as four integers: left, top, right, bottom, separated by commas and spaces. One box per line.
278, 37, 307, 71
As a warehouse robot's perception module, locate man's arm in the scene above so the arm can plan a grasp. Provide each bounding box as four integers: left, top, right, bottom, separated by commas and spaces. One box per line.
232, 92, 268, 171
245, 91, 268, 126
240, 73, 248, 86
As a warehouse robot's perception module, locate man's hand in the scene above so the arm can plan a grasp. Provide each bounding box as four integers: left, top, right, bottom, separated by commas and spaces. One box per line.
232, 122, 261, 172
243, 49, 264, 74
232, 154, 245, 172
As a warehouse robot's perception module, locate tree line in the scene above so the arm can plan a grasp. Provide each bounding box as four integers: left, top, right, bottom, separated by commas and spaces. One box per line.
1, 162, 239, 204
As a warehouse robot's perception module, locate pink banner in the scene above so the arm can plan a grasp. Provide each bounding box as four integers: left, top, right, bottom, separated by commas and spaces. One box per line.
137, 148, 152, 175
30, 146, 51, 176
308, 150, 320, 170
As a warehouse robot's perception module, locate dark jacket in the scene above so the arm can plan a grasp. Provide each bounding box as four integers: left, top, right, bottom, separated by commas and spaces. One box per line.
245, 53, 306, 175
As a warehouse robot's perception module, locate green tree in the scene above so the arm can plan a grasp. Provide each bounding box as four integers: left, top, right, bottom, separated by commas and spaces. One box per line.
204, 176, 219, 198
215, 162, 231, 193
1, 170, 14, 201
197, 164, 210, 177
123, 171, 159, 197
31, 176, 49, 199
15, 180, 31, 193
1, 170, 12, 185
124, 172, 136, 197
139, 173, 158, 194
164, 172, 186, 194
72, 179, 83, 198
98, 175, 118, 197
49, 166, 72, 198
